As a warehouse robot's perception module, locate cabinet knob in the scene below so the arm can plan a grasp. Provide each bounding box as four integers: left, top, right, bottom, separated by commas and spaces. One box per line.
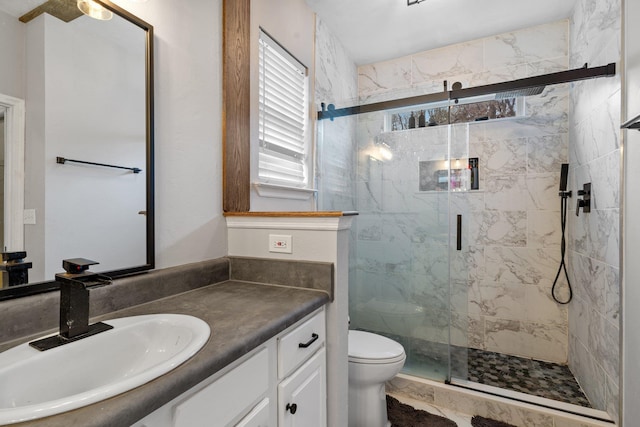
286, 403, 298, 414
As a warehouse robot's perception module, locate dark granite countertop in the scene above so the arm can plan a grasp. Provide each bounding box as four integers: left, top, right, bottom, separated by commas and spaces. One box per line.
12, 280, 330, 427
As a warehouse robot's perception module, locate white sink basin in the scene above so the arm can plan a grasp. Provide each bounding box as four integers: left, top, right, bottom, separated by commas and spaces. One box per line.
0, 313, 210, 424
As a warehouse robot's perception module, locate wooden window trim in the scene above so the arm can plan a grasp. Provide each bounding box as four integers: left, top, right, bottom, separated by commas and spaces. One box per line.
222, 0, 251, 212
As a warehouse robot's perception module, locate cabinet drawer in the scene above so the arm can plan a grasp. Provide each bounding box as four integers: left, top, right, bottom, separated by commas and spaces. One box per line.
173, 347, 269, 427
278, 310, 325, 379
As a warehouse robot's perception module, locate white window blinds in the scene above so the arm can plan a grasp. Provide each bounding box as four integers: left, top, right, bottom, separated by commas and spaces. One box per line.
258, 30, 309, 188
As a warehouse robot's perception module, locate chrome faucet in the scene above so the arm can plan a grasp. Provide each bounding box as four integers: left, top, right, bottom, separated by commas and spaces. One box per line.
29, 258, 113, 351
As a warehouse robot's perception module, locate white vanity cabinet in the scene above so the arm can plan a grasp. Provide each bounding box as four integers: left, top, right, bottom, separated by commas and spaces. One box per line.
277, 309, 326, 427
132, 308, 326, 427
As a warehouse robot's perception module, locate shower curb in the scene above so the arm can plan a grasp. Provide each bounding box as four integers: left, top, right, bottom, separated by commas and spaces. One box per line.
387, 373, 615, 427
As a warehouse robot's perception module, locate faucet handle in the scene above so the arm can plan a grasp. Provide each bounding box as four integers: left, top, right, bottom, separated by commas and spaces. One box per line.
62, 258, 99, 274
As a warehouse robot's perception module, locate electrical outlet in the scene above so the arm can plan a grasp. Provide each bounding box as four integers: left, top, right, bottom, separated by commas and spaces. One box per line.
269, 234, 292, 254
23, 209, 36, 225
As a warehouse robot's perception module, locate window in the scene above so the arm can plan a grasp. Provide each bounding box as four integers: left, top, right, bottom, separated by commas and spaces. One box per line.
258, 30, 310, 189
387, 96, 524, 131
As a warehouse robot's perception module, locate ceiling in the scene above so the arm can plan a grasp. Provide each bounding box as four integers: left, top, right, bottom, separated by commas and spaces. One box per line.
305, 0, 578, 65
1, 0, 579, 65
0, 0, 47, 17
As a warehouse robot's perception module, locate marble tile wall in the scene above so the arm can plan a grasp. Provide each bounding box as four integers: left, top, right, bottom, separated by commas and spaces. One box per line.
567, 0, 621, 421
314, 17, 358, 212
350, 21, 572, 368
313, 16, 360, 308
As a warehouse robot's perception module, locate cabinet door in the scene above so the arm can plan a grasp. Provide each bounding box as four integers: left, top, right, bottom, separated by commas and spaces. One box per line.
278, 348, 326, 427
235, 398, 270, 427
173, 347, 270, 427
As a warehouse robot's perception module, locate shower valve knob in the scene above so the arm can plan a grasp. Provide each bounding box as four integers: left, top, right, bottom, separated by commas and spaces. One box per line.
575, 183, 592, 216
576, 199, 586, 216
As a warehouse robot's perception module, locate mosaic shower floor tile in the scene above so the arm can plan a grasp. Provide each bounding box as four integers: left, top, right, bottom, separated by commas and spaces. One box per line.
464, 347, 592, 407
359, 329, 592, 408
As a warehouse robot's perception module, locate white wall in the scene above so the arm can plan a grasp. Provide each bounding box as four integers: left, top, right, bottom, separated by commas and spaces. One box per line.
0, 6, 24, 258
0, 8, 24, 99
108, 0, 228, 269
24, 15, 46, 280
249, 0, 317, 212
23, 13, 146, 279
1, 0, 228, 279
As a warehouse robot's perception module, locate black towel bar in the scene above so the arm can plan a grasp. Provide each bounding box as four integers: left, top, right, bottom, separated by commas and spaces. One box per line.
56, 157, 141, 174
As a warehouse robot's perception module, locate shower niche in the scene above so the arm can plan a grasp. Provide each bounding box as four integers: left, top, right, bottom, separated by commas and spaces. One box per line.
418, 158, 479, 192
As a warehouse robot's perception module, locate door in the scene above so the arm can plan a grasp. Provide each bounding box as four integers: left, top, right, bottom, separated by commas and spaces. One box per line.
278, 348, 326, 427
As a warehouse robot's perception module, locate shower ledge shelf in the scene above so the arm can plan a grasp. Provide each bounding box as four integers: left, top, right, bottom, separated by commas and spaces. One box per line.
416, 190, 485, 194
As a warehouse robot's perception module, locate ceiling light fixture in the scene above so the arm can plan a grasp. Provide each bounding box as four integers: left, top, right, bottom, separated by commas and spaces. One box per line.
407, 0, 426, 5
77, 0, 113, 20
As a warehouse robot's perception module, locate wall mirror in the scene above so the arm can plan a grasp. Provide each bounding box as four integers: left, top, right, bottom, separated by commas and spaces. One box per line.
0, 0, 154, 300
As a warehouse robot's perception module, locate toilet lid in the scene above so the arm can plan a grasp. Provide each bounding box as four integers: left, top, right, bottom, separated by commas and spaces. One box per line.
348, 330, 406, 363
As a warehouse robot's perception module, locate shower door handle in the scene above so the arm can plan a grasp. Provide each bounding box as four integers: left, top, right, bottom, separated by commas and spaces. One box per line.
456, 215, 462, 251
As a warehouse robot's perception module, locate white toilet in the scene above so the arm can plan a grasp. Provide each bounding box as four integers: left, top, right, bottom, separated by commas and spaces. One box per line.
348, 330, 406, 427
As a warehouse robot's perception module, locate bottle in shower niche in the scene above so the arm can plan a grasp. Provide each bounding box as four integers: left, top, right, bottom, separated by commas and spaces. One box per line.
418, 111, 426, 127
409, 112, 416, 129
469, 158, 479, 190
461, 168, 471, 191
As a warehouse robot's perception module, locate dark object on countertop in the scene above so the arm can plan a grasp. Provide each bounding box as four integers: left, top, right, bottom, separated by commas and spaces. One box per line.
0, 251, 32, 287
471, 415, 517, 427
386, 395, 457, 427
29, 259, 113, 351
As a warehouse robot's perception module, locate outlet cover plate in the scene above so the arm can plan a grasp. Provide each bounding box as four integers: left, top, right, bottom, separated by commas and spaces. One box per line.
269, 234, 292, 253
23, 209, 36, 225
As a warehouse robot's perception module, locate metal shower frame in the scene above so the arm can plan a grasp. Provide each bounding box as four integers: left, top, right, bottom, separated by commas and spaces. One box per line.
317, 62, 617, 121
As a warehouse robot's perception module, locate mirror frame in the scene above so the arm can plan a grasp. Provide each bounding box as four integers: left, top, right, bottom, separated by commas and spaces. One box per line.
0, 94, 25, 254
0, 0, 155, 300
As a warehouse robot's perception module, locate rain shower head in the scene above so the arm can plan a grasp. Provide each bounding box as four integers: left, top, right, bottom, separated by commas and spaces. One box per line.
494, 86, 545, 99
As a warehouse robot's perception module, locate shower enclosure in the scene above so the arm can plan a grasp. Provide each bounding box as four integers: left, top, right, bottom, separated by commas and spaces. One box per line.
315, 64, 615, 417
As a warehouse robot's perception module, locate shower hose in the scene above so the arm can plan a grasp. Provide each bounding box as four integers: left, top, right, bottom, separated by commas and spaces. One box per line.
552, 194, 573, 304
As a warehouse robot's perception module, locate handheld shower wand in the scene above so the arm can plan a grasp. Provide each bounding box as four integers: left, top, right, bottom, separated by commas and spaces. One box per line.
552, 164, 572, 304
559, 163, 570, 196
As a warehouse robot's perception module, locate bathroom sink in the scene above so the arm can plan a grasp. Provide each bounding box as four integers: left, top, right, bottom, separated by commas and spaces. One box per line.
0, 313, 210, 424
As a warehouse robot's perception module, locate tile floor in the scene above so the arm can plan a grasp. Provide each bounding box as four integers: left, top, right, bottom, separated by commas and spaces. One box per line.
377, 329, 592, 408
390, 393, 474, 427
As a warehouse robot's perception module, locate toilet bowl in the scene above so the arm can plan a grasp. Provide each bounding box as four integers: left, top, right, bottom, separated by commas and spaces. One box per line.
348, 330, 406, 427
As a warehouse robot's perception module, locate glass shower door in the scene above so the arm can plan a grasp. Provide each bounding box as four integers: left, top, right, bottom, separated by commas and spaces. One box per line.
318, 106, 469, 381
447, 122, 472, 382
